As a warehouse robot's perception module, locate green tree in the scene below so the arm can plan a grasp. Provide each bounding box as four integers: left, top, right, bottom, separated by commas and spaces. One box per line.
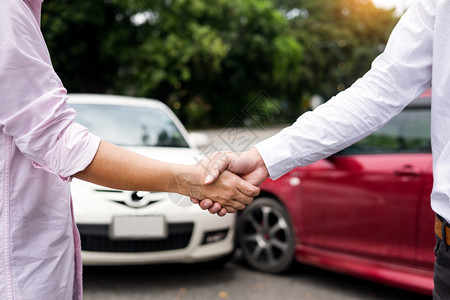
41, 1, 138, 93
275, 0, 399, 101
118, 0, 304, 126
42, 0, 303, 127
41, 0, 398, 127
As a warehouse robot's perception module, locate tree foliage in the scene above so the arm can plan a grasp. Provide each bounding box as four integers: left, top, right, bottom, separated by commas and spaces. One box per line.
41, 0, 398, 128
277, 0, 398, 101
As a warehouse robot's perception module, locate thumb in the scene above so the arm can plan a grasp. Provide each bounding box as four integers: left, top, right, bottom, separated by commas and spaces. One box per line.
203, 152, 233, 184
204, 173, 218, 184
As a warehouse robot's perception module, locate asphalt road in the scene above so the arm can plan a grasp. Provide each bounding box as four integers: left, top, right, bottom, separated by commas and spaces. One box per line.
83, 251, 432, 300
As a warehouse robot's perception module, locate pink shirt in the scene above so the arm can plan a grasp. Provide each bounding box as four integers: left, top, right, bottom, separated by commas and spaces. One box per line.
0, 0, 100, 298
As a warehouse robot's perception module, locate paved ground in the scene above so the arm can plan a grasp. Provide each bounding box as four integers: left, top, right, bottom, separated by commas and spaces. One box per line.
83, 252, 432, 300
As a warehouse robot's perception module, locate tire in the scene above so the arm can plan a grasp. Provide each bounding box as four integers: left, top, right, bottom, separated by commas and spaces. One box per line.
236, 197, 295, 273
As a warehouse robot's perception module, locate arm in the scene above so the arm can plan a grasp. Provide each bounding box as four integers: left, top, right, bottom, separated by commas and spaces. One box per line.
197, 0, 436, 213
256, 0, 435, 179
0, 4, 259, 213
75, 141, 260, 213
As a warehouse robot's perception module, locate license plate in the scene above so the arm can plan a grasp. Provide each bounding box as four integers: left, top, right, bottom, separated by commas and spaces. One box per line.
110, 215, 167, 239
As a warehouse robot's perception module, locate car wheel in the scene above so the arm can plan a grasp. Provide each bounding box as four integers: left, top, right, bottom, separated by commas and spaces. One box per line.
236, 197, 295, 273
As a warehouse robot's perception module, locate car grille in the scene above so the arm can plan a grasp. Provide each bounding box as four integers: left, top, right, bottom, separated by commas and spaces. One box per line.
77, 223, 194, 253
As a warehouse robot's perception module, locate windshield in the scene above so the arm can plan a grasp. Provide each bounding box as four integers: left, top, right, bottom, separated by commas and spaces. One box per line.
70, 103, 189, 148
340, 107, 431, 155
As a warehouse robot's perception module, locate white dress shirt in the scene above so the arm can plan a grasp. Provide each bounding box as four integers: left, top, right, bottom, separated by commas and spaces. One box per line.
256, 0, 450, 222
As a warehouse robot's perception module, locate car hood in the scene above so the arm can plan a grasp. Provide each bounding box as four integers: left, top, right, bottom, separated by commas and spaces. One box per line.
124, 146, 201, 165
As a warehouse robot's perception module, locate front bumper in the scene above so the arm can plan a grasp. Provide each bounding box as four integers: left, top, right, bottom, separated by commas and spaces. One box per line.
72, 178, 236, 265
77, 212, 236, 265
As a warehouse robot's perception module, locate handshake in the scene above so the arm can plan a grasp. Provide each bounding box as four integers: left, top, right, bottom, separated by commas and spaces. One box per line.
75, 141, 268, 215
185, 147, 269, 217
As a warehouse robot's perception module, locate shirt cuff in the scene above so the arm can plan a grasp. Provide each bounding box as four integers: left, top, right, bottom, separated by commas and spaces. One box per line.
32, 122, 101, 182
254, 133, 296, 180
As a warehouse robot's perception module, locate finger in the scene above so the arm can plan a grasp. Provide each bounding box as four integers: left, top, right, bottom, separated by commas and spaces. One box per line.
217, 208, 227, 217
199, 199, 213, 210
230, 191, 254, 206
223, 198, 246, 211
203, 152, 225, 184
208, 202, 223, 214
224, 206, 237, 213
216, 171, 254, 207
236, 178, 260, 198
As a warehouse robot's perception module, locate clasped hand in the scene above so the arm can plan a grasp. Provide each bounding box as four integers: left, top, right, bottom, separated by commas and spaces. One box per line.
191, 147, 269, 216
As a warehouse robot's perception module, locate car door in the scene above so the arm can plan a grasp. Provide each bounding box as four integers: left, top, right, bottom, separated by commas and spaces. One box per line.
297, 105, 431, 265
414, 160, 435, 269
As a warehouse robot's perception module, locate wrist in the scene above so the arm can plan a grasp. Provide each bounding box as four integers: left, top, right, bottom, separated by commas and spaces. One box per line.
250, 147, 268, 171
168, 164, 204, 198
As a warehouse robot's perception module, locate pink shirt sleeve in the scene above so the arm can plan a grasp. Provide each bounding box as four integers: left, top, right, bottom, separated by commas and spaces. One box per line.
0, 0, 100, 181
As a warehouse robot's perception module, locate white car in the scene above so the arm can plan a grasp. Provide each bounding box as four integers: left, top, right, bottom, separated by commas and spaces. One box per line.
68, 94, 235, 265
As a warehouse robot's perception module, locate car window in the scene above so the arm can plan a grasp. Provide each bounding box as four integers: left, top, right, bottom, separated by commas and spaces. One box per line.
70, 103, 189, 148
340, 107, 431, 155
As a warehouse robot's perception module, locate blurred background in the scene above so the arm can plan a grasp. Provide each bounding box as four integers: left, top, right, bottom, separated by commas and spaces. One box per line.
41, 0, 408, 130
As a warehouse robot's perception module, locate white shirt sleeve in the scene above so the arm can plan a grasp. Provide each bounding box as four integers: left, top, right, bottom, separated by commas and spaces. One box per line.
255, 0, 435, 179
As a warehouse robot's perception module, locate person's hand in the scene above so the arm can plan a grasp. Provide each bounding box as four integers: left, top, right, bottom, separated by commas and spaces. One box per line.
199, 170, 260, 213
171, 166, 260, 215
74, 140, 260, 216
192, 147, 269, 215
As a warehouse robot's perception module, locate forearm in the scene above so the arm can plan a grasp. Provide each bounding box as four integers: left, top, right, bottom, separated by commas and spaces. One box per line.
74, 141, 259, 211
74, 140, 195, 195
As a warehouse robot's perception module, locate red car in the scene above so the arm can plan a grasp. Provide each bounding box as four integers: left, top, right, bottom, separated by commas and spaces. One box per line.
236, 90, 434, 295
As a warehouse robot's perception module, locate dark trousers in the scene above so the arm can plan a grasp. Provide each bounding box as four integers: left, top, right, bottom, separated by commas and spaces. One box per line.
433, 216, 450, 299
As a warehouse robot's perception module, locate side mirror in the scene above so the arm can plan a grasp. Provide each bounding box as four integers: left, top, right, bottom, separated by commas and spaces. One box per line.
188, 132, 210, 148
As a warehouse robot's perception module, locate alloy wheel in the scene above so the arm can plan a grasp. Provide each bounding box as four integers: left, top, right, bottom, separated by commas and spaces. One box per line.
236, 197, 295, 273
